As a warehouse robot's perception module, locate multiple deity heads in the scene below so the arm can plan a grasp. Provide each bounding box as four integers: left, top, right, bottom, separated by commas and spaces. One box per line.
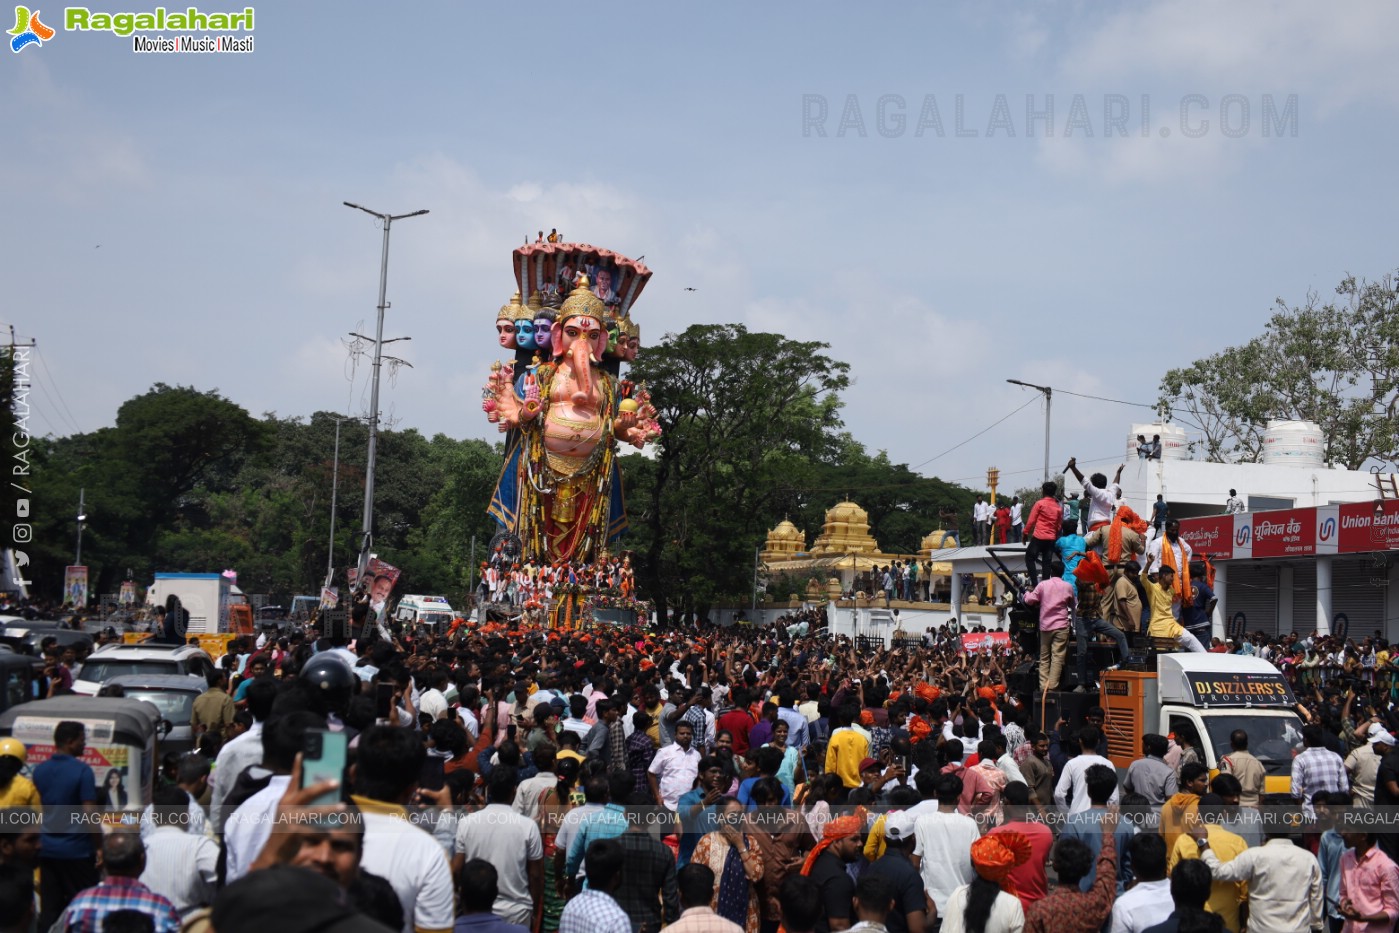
496, 291, 527, 350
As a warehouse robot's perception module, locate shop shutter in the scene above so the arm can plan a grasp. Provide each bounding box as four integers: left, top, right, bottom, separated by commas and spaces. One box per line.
1292, 562, 1317, 632
1226, 563, 1278, 637
1331, 557, 1386, 636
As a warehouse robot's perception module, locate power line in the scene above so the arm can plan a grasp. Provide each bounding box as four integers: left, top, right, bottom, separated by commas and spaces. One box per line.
30, 345, 84, 436
908, 397, 1038, 472
1055, 387, 1157, 409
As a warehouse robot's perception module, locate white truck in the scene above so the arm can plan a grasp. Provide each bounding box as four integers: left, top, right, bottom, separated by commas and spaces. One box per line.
145, 573, 253, 636
393, 595, 458, 631
1102, 652, 1304, 795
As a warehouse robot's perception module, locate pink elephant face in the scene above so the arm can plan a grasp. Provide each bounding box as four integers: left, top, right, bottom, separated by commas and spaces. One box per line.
496, 318, 518, 350
555, 314, 605, 362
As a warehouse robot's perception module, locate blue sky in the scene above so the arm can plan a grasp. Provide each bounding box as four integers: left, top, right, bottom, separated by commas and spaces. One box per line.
6, 1, 1398, 497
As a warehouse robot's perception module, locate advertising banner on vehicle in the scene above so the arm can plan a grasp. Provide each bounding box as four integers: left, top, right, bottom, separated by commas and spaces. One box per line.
11, 716, 148, 809
1184, 670, 1295, 707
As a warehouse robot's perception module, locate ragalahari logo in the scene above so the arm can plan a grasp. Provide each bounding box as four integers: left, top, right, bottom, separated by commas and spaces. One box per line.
9, 6, 53, 52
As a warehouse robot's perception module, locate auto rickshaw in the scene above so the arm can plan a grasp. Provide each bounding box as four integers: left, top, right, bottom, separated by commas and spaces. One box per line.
0, 696, 166, 810
0, 649, 41, 715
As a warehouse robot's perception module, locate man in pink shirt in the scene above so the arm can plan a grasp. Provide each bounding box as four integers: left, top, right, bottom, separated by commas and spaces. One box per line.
1024, 559, 1075, 693
1338, 828, 1399, 933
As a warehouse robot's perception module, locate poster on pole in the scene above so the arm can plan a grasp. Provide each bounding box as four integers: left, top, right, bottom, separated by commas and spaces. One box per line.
64, 566, 89, 608
319, 586, 339, 610
347, 559, 401, 615
119, 581, 136, 605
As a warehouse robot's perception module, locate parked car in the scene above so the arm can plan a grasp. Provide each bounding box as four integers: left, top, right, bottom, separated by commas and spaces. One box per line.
71, 642, 215, 696
105, 674, 206, 755
0, 620, 94, 657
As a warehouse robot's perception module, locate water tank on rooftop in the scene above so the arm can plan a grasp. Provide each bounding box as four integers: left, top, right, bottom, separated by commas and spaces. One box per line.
1126, 423, 1188, 461
1261, 420, 1325, 467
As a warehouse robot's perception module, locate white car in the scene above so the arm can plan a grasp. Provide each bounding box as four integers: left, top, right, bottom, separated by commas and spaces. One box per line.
71, 642, 215, 696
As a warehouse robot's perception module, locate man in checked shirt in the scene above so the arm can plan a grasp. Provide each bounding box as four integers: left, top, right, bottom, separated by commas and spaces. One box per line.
1291, 724, 1349, 820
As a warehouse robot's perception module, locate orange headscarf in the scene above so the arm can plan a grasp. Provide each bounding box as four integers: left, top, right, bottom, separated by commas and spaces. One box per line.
859, 710, 876, 727
914, 683, 940, 702
908, 718, 933, 744
800, 813, 865, 876
970, 832, 1032, 895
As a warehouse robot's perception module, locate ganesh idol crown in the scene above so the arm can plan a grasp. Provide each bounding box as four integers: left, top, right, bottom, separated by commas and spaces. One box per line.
483, 239, 661, 564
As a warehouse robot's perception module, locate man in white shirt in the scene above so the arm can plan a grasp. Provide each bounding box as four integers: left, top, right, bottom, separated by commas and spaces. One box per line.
353, 726, 456, 933
417, 668, 449, 721
512, 744, 558, 823
1195, 804, 1324, 933
1054, 726, 1119, 815
1110, 834, 1174, 933
1225, 489, 1245, 514
453, 766, 544, 926
1010, 497, 1024, 543
1065, 458, 1124, 533
223, 711, 323, 880
209, 677, 276, 833
141, 785, 219, 915
648, 721, 701, 810
910, 773, 981, 919
973, 497, 990, 546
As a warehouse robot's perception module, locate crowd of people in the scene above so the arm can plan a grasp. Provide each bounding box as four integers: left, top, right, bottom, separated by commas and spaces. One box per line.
2, 613, 1398, 933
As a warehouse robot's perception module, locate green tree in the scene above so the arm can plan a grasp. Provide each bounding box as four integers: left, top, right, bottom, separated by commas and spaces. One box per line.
1157, 272, 1399, 469
625, 324, 851, 621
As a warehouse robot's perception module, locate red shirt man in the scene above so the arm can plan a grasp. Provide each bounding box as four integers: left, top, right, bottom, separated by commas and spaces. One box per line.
716, 689, 756, 755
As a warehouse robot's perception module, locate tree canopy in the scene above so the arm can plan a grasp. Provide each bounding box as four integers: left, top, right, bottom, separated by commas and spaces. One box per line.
1156, 272, 1399, 469
20, 328, 979, 612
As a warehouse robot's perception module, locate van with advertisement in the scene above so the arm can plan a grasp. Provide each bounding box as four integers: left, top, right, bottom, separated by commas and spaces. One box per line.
1100, 653, 1303, 794
393, 595, 457, 632
0, 695, 165, 811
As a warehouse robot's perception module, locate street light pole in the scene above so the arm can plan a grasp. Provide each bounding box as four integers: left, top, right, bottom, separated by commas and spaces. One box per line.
343, 201, 429, 580
1007, 379, 1053, 481
74, 488, 86, 565
325, 417, 343, 588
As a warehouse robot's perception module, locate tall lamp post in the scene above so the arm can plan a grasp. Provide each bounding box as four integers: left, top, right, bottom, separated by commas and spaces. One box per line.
1006, 379, 1052, 481
343, 201, 429, 580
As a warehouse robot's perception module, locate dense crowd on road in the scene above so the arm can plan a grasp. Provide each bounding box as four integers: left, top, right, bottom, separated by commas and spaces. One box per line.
2, 611, 1399, 933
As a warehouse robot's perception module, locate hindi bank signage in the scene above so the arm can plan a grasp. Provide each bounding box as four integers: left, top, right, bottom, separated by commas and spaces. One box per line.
1180, 501, 1397, 560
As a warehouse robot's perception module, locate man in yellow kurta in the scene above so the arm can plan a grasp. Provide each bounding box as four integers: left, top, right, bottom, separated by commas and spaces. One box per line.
1142, 558, 1206, 652
1168, 797, 1249, 933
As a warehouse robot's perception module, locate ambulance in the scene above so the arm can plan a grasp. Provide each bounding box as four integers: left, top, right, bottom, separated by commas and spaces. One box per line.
1100, 652, 1303, 794
393, 595, 458, 631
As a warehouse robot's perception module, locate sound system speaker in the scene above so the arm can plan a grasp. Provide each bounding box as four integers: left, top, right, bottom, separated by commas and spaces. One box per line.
1033, 689, 1098, 734
1008, 661, 1038, 699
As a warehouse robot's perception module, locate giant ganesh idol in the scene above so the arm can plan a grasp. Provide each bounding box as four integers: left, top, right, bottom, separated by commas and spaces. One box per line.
483, 242, 659, 563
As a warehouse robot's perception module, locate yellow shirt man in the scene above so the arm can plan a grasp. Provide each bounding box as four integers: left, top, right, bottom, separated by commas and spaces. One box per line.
1142, 574, 1185, 639
1169, 822, 1249, 932
825, 727, 870, 789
